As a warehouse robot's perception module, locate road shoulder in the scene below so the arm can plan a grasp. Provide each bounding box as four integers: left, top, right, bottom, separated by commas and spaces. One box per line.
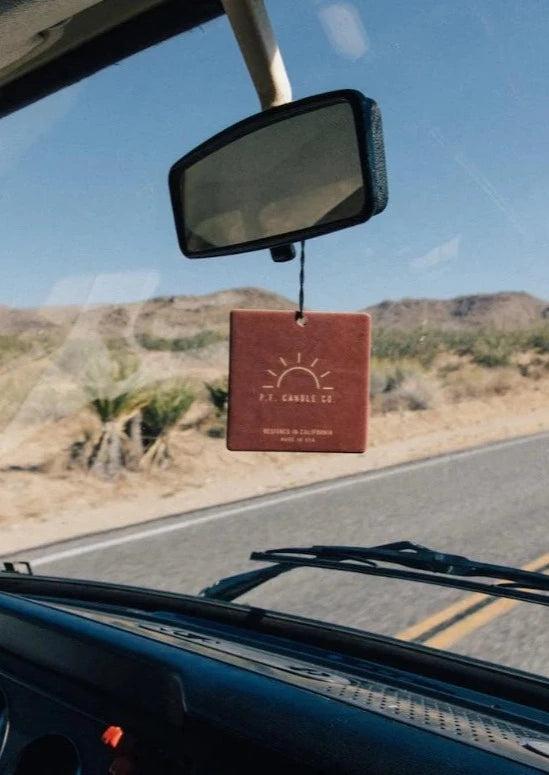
2, 385, 549, 556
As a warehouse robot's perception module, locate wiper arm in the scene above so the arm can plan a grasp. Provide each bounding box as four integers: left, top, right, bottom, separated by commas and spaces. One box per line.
200, 541, 549, 606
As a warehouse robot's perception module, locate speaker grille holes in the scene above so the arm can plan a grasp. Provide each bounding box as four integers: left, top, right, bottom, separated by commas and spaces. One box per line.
317, 679, 549, 766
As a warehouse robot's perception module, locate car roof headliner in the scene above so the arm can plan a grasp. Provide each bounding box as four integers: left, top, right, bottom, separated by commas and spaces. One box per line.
0, 0, 224, 119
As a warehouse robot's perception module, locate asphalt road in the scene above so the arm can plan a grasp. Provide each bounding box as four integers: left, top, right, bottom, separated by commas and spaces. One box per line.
14, 433, 549, 677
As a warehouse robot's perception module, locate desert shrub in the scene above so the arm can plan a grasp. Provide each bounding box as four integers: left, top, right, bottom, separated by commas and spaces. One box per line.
369, 360, 392, 395
136, 334, 172, 351
173, 330, 226, 351
372, 330, 440, 367
140, 381, 195, 467
445, 365, 485, 401
205, 378, 229, 415
371, 328, 534, 368
206, 426, 225, 439
137, 330, 226, 352
470, 335, 514, 368
0, 332, 61, 370
104, 337, 136, 359
397, 375, 439, 410
445, 365, 516, 401
0, 335, 33, 365
371, 391, 401, 414
370, 362, 438, 412
528, 328, 549, 354
369, 360, 426, 397
516, 357, 549, 380
384, 365, 406, 392
0, 356, 77, 429
442, 331, 477, 358
437, 361, 461, 378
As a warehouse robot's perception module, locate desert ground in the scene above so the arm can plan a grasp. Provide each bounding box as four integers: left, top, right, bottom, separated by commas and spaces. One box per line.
2, 288, 549, 555
2, 379, 549, 555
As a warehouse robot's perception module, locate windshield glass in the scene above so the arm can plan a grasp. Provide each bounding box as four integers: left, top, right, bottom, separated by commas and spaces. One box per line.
1, 0, 548, 679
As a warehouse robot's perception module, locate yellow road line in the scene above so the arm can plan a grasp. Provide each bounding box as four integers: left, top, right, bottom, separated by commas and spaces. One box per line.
397, 591, 487, 642
397, 551, 549, 649
425, 596, 515, 650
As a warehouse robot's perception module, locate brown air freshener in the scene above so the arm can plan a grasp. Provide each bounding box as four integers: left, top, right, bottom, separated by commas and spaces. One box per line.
227, 310, 371, 452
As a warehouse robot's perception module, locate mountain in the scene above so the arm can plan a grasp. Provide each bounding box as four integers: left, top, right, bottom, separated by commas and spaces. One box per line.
1, 288, 295, 341
365, 292, 549, 331
2, 290, 549, 342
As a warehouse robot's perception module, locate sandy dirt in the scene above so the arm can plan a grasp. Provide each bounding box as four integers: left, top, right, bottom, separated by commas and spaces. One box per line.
2, 379, 549, 556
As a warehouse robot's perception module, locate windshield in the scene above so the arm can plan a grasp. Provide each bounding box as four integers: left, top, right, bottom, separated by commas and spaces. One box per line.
1, 0, 548, 679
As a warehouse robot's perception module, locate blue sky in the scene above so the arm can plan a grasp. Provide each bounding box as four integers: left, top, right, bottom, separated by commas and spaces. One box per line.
2, 0, 548, 311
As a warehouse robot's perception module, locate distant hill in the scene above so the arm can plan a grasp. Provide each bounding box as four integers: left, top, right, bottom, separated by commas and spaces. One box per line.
365, 292, 549, 331
0, 288, 295, 341
2, 289, 549, 342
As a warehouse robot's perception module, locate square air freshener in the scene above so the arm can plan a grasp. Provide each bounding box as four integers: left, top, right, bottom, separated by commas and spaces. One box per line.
227, 310, 371, 452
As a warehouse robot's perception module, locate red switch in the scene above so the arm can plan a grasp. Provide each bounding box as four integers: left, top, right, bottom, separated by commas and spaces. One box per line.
102, 726, 124, 749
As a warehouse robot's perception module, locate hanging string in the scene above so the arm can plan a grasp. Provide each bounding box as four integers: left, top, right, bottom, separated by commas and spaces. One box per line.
296, 240, 306, 322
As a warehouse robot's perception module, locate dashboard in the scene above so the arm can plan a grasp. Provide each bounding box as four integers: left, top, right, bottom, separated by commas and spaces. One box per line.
0, 585, 548, 774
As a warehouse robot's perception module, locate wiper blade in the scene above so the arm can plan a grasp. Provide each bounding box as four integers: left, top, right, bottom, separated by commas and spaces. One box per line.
200, 541, 549, 606
268, 542, 549, 585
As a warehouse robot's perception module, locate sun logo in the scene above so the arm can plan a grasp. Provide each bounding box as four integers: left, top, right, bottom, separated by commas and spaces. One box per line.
262, 353, 334, 391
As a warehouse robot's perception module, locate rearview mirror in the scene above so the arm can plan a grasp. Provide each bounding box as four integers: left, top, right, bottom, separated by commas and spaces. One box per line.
169, 90, 388, 258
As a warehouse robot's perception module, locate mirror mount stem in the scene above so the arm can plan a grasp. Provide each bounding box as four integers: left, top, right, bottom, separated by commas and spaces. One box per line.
221, 0, 292, 110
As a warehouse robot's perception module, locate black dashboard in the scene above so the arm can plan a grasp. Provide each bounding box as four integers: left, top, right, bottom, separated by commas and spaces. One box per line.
0, 582, 548, 774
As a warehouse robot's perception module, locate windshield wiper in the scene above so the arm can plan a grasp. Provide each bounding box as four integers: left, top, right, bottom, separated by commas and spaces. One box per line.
200, 541, 549, 606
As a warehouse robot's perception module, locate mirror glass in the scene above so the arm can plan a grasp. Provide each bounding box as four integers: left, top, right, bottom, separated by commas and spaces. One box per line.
179, 101, 365, 254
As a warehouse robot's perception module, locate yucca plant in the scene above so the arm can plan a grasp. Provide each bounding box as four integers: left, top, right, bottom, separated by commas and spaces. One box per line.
84, 352, 145, 477
140, 381, 195, 468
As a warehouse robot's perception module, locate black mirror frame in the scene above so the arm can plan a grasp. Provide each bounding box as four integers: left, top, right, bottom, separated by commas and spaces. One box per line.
168, 89, 388, 258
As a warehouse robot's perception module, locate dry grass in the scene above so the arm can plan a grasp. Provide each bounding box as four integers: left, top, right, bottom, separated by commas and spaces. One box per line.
370, 361, 441, 414
2, 326, 549, 476
370, 336, 549, 413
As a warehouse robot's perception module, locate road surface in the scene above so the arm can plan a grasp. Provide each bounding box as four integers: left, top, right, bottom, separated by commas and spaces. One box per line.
11, 433, 549, 677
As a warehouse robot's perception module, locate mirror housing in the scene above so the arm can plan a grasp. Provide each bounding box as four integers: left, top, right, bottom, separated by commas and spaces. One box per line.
169, 89, 388, 258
